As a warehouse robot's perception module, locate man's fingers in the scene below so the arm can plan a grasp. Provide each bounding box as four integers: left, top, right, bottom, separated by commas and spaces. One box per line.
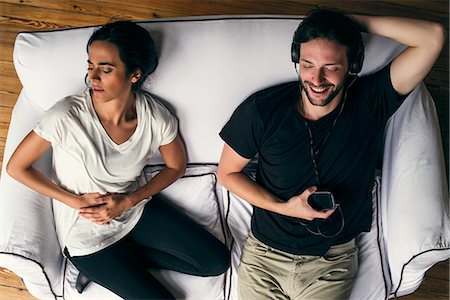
313, 207, 336, 219
305, 186, 318, 197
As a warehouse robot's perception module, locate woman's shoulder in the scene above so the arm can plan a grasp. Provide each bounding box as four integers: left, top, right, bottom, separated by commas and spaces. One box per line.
136, 90, 175, 116
49, 89, 89, 113
41, 89, 90, 123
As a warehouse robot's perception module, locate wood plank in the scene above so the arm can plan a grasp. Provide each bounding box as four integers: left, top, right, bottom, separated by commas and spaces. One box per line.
0, 61, 22, 98
0, 268, 36, 299
0, 286, 36, 300
0, 267, 27, 289
0, 106, 12, 170
400, 260, 449, 299
0, 90, 21, 108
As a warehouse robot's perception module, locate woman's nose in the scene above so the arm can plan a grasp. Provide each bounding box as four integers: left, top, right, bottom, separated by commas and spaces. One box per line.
88, 68, 100, 81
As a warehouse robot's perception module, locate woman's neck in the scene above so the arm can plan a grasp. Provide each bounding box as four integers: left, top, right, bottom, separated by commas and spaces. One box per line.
93, 92, 137, 126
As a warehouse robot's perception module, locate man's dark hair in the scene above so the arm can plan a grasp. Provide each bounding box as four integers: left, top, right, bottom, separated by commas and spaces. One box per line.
291, 8, 364, 74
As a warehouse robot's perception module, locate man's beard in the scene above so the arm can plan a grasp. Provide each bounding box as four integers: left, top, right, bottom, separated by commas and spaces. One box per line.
300, 77, 347, 107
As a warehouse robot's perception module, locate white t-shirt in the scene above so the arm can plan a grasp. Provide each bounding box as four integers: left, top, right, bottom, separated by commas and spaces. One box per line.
34, 89, 178, 256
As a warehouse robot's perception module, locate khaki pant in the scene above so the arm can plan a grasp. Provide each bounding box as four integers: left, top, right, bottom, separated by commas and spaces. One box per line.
238, 233, 358, 300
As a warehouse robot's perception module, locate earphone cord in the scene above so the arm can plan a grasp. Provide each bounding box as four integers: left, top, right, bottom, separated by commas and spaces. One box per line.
303, 205, 345, 238
295, 72, 358, 238
303, 92, 347, 184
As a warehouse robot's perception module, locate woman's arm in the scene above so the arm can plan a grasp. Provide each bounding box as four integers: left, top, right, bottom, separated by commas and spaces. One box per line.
6, 131, 100, 209
217, 143, 334, 221
79, 134, 186, 224
353, 15, 446, 95
129, 134, 186, 204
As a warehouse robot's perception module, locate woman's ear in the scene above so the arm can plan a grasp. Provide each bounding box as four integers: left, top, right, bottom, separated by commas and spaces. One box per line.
131, 70, 142, 84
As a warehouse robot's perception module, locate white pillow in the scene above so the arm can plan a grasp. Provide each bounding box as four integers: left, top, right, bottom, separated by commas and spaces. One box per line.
382, 83, 450, 297
0, 94, 64, 299
222, 188, 253, 300
146, 165, 230, 299
146, 165, 230, 244
350, 176, 391, 300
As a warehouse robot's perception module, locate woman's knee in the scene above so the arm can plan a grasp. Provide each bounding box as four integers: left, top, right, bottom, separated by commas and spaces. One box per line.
201, 242, 231, 276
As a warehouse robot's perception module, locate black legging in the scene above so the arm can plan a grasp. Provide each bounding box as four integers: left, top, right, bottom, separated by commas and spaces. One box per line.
67, 195, 231, 299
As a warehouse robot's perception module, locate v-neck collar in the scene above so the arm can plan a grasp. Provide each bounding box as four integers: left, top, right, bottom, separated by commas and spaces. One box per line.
86, 89, 141, 150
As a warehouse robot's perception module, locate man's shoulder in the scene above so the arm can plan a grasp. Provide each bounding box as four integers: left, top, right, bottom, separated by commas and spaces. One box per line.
251, 81, 298, 102
351, 64, 391, 92
246, 81, 298, 114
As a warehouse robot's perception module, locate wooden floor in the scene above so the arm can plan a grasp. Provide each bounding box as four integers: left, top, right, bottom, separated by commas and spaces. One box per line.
0, 0, 448, 299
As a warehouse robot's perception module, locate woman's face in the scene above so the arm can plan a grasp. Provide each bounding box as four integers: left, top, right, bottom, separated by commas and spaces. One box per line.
87, 41, 139, 103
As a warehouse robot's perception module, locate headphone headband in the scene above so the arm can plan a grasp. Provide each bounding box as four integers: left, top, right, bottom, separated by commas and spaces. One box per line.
291, 11, 364, 74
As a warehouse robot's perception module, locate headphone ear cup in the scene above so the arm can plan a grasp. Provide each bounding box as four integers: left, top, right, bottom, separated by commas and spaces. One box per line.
349, 49, 364, 74
291, 41, 300, 64
349, 40, 364, 74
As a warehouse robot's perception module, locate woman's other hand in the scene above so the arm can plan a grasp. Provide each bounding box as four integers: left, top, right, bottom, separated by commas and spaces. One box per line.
78, 193, 132, 224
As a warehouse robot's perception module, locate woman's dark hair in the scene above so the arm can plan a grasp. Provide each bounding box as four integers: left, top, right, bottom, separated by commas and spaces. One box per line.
291, 8, 364, 74
87, 21, 158, 90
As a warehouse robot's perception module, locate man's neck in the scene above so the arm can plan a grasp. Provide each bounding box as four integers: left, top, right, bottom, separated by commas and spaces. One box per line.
298, 90, 344, 121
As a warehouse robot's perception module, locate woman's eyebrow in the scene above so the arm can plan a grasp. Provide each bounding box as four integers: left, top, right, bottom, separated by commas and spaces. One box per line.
87, 60, 115, 67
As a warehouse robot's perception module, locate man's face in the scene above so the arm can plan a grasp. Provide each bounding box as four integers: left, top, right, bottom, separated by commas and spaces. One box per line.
298, 38, 349, 107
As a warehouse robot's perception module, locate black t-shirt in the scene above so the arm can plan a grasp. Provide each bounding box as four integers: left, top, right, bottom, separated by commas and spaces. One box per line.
220, 65, 403, 256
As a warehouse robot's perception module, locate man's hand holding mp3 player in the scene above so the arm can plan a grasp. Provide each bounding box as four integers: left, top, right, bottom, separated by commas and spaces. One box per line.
308, 190, 338, 212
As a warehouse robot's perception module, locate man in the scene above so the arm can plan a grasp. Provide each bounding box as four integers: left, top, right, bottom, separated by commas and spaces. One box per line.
218, 8, 445, 299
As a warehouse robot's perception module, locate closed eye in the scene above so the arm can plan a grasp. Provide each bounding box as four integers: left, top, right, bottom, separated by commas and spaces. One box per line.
324, 66, 340, 72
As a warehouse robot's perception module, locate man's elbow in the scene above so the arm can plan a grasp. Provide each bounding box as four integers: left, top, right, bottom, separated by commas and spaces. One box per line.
430, 22, 447, 53
217, 165, 229, 188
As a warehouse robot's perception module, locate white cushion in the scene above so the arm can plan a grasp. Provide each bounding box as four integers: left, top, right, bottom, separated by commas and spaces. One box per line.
0, 93, 64, 299
146, 165, 231, 299
222, 187, 253, 300
382, 83, 450, 297
13, 17, 303, 164
145, 165, 231, 245
350, 176, 390, 300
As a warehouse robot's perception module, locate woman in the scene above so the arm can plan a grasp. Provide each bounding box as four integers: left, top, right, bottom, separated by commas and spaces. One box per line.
7, 21, 230, 299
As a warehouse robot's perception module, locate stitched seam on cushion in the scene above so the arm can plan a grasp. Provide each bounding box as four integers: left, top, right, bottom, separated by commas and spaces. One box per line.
226, 239, 235, 300
147, 164, 229, 299
225, 189, 234, 300
17, 16, 303, 35
179, 171, 229, 300
0, 252, 61, 299
61, 257, 67, 300
179, 171, 228, 246
393, 247, 450, 298
374, 178, 389, 300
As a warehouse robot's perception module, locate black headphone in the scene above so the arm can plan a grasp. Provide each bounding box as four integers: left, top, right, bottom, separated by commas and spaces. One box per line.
291, 18, 364, 75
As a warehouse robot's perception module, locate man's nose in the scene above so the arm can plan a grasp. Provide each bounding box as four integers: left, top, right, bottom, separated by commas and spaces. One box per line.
310, 68, 325, 85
